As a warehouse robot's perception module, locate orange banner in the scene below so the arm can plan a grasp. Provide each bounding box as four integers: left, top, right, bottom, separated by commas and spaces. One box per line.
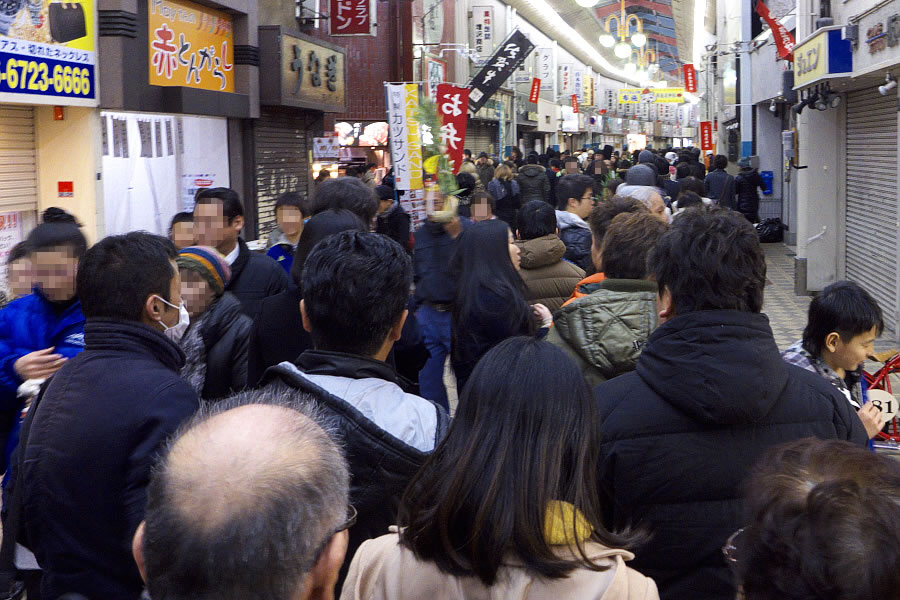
148, 0, 234, 92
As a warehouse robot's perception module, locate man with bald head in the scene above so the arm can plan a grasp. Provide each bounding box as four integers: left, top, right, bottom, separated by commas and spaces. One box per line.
133, 390, 351, 600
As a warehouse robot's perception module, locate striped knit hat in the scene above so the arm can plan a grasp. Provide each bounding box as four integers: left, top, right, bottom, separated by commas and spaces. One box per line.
176, 246, 231, 295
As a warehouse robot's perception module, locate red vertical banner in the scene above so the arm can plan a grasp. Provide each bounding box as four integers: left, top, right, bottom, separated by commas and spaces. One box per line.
700, 121, 714, 151
529, 78, 541, 104
331, 0, 375, 35
755, 0, 795, 61
436, 84, 471, 174
571, 93, 579, 113
683, 64, 697, 93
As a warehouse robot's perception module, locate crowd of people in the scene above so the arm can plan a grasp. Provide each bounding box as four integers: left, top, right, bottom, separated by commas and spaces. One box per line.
0, 142, 895, 600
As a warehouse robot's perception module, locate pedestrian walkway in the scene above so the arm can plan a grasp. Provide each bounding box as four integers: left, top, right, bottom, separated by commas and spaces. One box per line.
761, 243, 811, 351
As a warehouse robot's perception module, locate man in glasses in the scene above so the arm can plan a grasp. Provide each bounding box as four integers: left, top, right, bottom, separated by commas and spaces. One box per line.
133, 390, 352, 600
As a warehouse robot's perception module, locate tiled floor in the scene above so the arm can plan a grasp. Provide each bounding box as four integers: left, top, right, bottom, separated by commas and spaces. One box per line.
761, 243, 812, 351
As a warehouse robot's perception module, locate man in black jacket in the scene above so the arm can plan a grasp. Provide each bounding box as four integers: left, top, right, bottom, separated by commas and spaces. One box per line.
194, 188, 288, 319
704, 154, 736, 208
594, 208, 868, 600
261, 231, 449, 591
19, 232, 199, 600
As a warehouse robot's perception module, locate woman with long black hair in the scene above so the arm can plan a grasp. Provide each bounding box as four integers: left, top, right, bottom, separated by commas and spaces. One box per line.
448, 219, 551, 393
342, 337, 656, 599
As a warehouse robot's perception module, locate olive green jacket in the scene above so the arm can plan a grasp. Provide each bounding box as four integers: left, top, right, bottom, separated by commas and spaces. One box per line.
546, 279, 658, 387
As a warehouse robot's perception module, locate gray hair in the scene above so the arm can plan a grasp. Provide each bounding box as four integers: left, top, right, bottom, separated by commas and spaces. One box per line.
143, 384, 349, 600
615, 185, 663, 209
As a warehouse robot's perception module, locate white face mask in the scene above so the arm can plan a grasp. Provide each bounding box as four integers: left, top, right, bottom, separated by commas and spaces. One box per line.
154, 295, 190, 342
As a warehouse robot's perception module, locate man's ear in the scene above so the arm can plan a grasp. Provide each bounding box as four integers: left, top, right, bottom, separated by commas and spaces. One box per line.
304, 530, 349, 600
300, 299, 313, 333
231, 215, 245, 234
390, 310, 409, 343
145, 295, 164, 324
658, 286, 675, 321
567, 197, 578, 209
824, 331, 841, 353
132, 521, 148, 583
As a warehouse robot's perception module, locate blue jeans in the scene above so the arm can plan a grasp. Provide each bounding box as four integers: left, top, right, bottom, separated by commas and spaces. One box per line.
417, 304, 451, 411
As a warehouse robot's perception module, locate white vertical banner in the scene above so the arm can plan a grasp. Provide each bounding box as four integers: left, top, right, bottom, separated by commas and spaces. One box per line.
472, 6, 495, 62
559, 64, 572, 95
573, 69, 584, 103
386, 84, 413, 190
604, 89, 616, 113
537, 48, 553, 91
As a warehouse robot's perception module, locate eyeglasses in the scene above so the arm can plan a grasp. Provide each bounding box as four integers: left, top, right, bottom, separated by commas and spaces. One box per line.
311, 505, 357, 565
722, 527, 745, 568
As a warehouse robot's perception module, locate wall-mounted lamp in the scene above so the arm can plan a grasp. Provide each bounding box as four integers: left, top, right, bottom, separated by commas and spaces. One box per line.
879, 74, 897, 96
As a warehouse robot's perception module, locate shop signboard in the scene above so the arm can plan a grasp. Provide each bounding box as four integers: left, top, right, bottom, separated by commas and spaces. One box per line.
683, 63, 697, 92
385, 83, 423, 190
333, 121, 388, 146
573, 69, 583, 102
0, 0, 97, 105
700, 121, 713, 151
436, 83, 469, 173
467, 29, 534, 113
148, 0, 235, 92
528, 77, 540, 104
313, 137, 342, 159
259, 27, 346, 112
793, 28, 852, 89
559, 64, 571, 95
536, 48, 553, 91
424, 55, 446, 99
472, 6, 493, 63
570, 93, 578, 113
618, 87, 685, 103
330, 0, 376, 36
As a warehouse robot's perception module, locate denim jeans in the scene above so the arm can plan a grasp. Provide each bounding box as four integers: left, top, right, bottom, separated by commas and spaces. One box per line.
416, 304, 451, 411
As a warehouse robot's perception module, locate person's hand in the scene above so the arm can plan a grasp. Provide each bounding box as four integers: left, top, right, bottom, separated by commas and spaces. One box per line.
443, 217, 462, 239
14, 348, 67, 381
532, 304, 553, 328
859, 402, 889, 439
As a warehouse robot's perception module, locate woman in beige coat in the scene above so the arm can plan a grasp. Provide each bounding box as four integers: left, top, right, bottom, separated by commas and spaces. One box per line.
341, 337, 658, 600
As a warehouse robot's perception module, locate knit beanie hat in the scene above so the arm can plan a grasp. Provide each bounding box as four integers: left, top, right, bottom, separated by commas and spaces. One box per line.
177, 246, 231, 295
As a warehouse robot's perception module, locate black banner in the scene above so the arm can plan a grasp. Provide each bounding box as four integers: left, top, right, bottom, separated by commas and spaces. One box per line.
467, 29, 535, 114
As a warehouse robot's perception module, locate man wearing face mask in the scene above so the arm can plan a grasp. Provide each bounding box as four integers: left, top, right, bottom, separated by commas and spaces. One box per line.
14, 232, 200, 600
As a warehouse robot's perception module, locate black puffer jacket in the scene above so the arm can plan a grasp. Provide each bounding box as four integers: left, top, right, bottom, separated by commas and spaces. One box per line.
734, 168, 764, 222
595, 310, 868, 600
375, 203, 412, 252
227, 238, 289, 320
262, 352, 450, 591
515, 164, 551, 204
196, 292, 252, 400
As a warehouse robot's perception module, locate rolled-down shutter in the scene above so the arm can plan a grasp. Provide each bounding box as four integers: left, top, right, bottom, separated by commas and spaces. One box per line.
845, 88, 899, 333
0, 106, 39, 213
253, 108, 312, 236
466, 121, 498, 158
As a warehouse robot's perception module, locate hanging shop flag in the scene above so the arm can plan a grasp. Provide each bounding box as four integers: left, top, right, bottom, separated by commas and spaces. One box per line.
618, 87, 685, 103
536, 48, 553, 91
436, 83, 470, 174
330, 0, 376, 35
571, 93, 579, 114
683, 64, 697, 93
403, 84, 424, 190
529, 78, 541, 104
386, 83, 421, 190
467, 29, 535, 113
755, 0, 795, 61
559, 64, 572, 95
472, 6, 494, 62
573, 69, 584, 102
700, 121, 714, 151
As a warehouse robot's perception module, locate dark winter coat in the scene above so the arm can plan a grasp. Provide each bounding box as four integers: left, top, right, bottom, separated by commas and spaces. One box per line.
515, 164, 551, 205
192, 292, 252, 400
595, 310, 869, 600
476, 161, 495, 188
734, 169, 764, 221
704, 168, 736, 208
555, 210, 593, 272
20, 319, 199, 600
487, 178, 521, 231
688, 158, 706, 180
413, 218, 473, 305
375, 203, 412, 252
247, 287, 310, 387
547, 169, 561, 206
227, 238, 289, 320
662, 178, 680, 202
261, 351, 450, 590
514, 235, 585, 313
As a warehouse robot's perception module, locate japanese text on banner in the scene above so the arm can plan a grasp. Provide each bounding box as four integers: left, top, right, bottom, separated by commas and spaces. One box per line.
330, 0, 373, 36
386, 84, 412, 190
436, 83, 470, 174
403, 83, 424, 190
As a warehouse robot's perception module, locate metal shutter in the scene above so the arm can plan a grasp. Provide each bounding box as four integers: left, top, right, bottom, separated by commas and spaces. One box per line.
0, 106, 39, 212
466, 121, 497, 158
253, 108, 312, 236
845, 88, 899, 333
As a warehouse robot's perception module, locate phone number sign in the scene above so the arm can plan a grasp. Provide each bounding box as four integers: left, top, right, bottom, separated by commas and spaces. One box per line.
0, 52, 95, 100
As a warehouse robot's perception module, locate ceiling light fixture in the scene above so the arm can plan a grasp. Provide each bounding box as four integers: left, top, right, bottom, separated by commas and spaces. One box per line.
614, 41, 632, 58
575, 0, 600, 8
599, 33, 615, 47
631, 32, 647, 47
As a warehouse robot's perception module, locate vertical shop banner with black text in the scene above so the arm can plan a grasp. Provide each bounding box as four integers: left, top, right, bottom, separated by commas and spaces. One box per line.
436, 83, 470, 173
330, 0, 376, 35
467, 29, 535, 113
683, 64, 697, 93
386, 83, 424, 191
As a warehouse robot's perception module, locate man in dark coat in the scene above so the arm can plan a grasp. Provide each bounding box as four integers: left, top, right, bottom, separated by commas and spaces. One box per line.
19, 232, 200, 600
595, 208, 868, 600
374, 185, 412, 252
516, 154, 551, 204
260, 231, 449, 592
704, 154, 736, 208
475, 152, 495, 188
194, 188, 288, 320
554, 174, 595, 272
734, 157, 765, 223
